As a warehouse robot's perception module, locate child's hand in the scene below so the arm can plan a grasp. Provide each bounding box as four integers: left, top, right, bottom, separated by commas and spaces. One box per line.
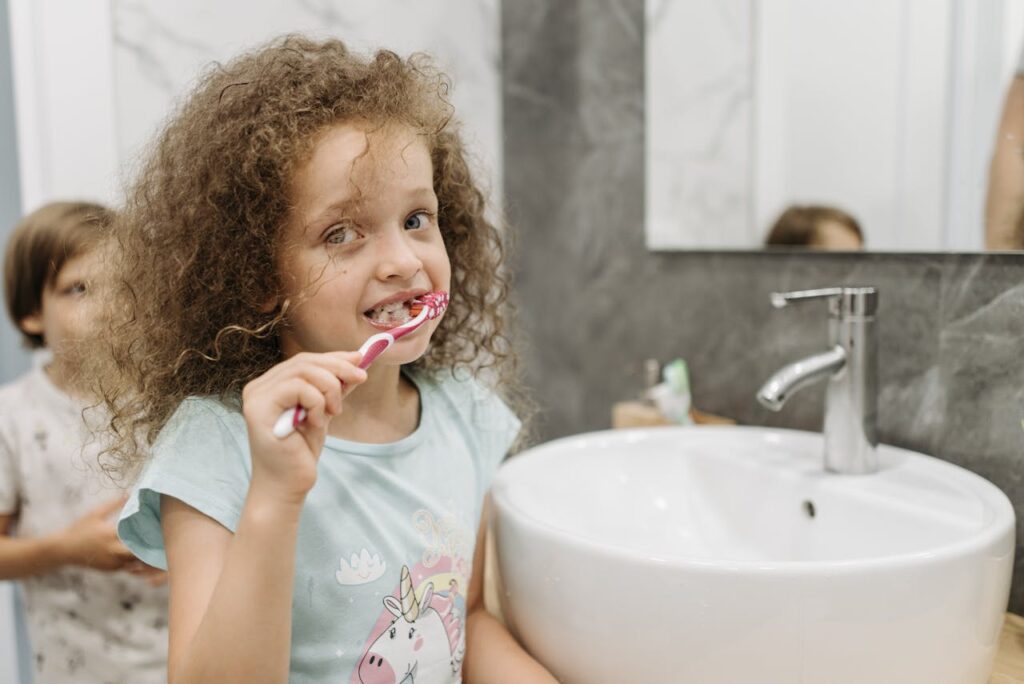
125, 560, 169, 586
241, 351, 367, 505
56, 496, 138, 571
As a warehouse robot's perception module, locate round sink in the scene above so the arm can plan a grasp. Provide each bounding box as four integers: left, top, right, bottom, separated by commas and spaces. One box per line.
490, 426, 1015, 684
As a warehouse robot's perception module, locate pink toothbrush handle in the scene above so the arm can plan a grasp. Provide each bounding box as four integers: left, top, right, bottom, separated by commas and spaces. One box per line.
358, 335, 393, 368
272, 405, 308, 439
272, 335, 393, 439
272, 291, 448, 439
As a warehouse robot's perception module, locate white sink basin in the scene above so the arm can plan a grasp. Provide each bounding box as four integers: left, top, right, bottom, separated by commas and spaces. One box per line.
490, 426, 1015, 684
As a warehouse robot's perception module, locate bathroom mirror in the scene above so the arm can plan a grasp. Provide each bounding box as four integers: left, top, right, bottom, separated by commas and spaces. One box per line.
645, 0, 1024, 252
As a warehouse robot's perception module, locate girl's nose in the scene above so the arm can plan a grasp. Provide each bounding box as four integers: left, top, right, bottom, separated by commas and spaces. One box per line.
375, 231, 423, 281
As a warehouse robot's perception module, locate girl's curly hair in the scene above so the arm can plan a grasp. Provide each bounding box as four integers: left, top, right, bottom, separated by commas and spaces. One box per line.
91, 35, 528, 476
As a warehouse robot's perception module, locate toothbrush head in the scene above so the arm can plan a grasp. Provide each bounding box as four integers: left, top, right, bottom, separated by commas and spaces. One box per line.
382, 291, 449, 344
409, 291, 449, 319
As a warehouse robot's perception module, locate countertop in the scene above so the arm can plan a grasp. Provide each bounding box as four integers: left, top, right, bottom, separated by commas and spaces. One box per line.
993, 613, 1024, 683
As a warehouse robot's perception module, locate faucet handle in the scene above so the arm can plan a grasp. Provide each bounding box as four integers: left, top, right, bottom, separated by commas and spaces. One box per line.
770, 288, 845, 308
770, 287, 878, 318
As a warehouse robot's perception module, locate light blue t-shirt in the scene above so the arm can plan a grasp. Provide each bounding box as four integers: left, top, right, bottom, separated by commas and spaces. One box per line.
118, 368, 520, 684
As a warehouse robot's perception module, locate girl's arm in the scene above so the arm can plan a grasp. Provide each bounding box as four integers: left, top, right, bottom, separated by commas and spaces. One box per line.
463, 495, 560, 684
161, 350, 367, 684
162, 484, 302, 684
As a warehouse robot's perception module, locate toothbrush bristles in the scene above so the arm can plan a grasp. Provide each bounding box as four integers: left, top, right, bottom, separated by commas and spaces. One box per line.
406, 291, 449, 321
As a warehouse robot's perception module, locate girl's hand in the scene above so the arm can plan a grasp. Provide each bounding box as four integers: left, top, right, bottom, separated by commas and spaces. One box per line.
241, 351, 367, 505
56, 496, 138, 571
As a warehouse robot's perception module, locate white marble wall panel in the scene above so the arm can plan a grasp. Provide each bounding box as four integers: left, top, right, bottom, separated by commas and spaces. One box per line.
111, 0, 502, 202
645, 0, 753, 250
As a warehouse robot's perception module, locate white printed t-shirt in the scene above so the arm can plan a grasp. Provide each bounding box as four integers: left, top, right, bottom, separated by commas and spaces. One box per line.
0, 365, 169, 683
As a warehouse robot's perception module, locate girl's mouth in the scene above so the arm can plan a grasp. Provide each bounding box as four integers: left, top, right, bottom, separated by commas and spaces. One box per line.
364, 299, 415, 329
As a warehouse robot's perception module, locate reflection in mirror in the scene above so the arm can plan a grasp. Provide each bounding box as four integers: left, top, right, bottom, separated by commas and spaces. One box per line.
764, 205, 864, 251
645, 0, 1024, 252
988, 54, 1024, 250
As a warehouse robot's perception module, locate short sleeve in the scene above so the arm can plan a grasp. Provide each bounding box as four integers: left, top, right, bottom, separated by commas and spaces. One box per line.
464, 380, 522, 501
0, 430, 18, 515
118, 397, 251, 570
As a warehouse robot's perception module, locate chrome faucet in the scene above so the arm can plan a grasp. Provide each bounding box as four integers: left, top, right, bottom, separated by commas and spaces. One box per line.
756, 287, 879, 474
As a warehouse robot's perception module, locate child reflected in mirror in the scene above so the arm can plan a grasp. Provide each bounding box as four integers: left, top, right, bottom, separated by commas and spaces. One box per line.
764, 204, 865, 251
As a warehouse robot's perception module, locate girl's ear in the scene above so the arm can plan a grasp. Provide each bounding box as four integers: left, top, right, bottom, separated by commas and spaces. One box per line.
19, 312, 43, 336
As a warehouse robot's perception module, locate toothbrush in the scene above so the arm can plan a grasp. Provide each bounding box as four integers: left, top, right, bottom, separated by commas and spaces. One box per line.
272, 291, 449, 439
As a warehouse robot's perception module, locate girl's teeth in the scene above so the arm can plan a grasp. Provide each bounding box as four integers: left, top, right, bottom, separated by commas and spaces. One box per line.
368, 301, 411, 325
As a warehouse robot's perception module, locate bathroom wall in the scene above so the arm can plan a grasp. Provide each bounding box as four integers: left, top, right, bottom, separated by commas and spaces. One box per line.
8, 0, 501, 217
502, 0, 1024, 613
108, 0, 502, 206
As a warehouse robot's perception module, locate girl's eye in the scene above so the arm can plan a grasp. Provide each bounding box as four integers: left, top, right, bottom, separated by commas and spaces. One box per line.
325, 224, 360, 245
67, 282, 87, 295
404, 211, 433, 231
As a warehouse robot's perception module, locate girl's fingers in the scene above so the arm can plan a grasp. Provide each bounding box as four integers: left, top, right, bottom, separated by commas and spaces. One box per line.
269, 351, 363, 379
282, 379, 328, 428
242, 352, 369, 436
251, 352, 367, 396
301, 351, 368, 389
322, 350, 364, 366
286, 365, 345, 415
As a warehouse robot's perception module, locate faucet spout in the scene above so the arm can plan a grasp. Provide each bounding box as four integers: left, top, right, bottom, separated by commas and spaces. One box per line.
756, 286, 878, 474
757, 345, 846, 411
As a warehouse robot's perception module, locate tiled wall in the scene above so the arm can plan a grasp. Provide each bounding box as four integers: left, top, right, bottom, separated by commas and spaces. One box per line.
502, 0, 1024, 612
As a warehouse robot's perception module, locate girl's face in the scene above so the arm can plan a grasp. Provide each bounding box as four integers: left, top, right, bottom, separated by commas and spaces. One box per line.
277, 122, 451, 364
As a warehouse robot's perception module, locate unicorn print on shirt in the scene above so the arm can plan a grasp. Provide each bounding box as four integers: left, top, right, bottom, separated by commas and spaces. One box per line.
355, 565, 464, 684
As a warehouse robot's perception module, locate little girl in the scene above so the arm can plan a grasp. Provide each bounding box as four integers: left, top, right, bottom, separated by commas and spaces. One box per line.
95, 35, 555, 683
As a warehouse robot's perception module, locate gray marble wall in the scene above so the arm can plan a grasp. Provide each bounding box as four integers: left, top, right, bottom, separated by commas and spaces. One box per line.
502, 0, 1024, 612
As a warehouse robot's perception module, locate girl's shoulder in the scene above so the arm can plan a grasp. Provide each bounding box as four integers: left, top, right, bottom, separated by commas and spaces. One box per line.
409, 366, 521, 439
120, 394, 251, 571
410, 365, 499, 409
407, 367, 523, 496
164, 393, 243, 426
154, 394, 247, 454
